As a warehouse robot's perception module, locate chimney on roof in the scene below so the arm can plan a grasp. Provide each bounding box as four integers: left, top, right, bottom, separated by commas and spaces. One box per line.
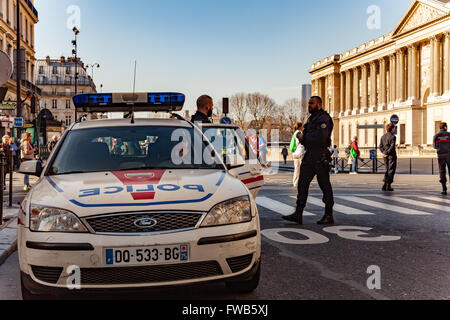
46, 56, 50, 63
60, 56, 65, 63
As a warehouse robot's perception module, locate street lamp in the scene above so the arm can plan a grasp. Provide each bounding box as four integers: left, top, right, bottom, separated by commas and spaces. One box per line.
86, 63, 100, 82
72, 27, 79, 121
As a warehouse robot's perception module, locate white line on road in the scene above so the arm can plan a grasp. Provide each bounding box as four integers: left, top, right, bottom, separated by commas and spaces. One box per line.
336, 196, 433, 216
419, 196, 450, 205
256, 197, 315, 216
373, 196, 450, 213
290, 196, 375, 216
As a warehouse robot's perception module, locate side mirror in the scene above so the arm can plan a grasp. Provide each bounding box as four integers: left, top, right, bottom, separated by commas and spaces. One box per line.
19, 160, 43, 177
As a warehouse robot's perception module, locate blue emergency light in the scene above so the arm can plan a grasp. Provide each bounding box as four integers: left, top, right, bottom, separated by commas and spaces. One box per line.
73, 92, 185, 113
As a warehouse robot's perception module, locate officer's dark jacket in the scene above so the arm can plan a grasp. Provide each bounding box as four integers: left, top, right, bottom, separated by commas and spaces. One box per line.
379, 132, 397, 157
301, 109, 334, 153
191, 111, 212, 124
433, 129, 450, 158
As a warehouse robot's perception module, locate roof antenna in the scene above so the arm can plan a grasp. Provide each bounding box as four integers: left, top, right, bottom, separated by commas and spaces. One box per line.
131, 60, 137, 124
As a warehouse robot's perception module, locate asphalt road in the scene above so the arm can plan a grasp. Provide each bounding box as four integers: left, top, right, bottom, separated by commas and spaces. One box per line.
1, 173, 449, 300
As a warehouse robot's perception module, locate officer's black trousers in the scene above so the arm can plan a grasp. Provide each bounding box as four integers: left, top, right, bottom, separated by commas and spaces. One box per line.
384, 156, 397, 185
296, 154, 334, 210
438, 156, 450, 185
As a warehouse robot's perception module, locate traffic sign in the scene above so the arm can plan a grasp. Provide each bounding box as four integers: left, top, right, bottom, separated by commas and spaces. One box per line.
13, 117, 24, 128
390, 115, 399, 125
0, 114, 10, 123
220, 117, 232, 125
370, 150, 377, 160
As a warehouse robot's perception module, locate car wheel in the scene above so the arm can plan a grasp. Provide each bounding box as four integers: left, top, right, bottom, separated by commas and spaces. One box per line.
225, 261, 261, 294
20, 274, 45, 300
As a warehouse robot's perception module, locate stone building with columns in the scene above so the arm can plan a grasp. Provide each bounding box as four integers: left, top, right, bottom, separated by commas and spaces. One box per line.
310, 0, 450, 156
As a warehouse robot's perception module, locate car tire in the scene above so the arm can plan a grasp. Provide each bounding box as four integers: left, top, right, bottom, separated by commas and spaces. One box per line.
225, 261, 261, 294
20, 274, 45, 300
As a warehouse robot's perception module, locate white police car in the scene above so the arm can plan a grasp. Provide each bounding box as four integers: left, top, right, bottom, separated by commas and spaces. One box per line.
18, 92, 261, 299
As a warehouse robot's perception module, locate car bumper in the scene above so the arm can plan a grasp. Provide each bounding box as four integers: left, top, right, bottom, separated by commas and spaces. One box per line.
18, 221, 261, 293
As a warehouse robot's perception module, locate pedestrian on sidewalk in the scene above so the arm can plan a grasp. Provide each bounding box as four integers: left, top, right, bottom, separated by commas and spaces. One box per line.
9, 137, 19, 171
330, 145, 339, 174
283, 97, 335, 225
379, 124, 397, 192
349, 136, 360, 174
433, 122, 450, 195
48, 135, 60, 153
20, 132, 36, 191
281, 146, 288, 165
290, 122, 305, 188
1, 135, 11, 190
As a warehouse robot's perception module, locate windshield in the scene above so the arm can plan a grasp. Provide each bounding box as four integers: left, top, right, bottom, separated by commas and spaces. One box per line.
48, 126, 224, 175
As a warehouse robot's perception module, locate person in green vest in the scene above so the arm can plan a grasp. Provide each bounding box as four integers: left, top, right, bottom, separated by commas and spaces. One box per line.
290, 122, 305, 188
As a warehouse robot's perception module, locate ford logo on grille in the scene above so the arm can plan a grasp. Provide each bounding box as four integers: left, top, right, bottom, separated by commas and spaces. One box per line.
134, 218, 158, 229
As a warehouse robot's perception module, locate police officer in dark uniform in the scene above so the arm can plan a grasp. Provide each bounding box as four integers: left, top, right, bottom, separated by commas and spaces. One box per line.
433, 122, 450, 195
191, 95, 213, 124
379, 124, 397, 192
283, 96, 335, 225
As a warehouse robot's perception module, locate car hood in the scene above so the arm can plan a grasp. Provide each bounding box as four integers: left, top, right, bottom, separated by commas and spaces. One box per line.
30, 169, 248, 218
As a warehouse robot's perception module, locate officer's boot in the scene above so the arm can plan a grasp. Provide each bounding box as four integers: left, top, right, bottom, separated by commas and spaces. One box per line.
283, 207, 303, 225
382, 183, 388, 192
442, 183, 447, 196
317, 205, 334, 225
387, 184, 394, 192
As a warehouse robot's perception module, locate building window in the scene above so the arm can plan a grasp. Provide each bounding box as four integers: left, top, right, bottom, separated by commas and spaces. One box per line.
52, 100, 57, 109
52, 66, 58, 74
0, 0, 3, 18
400, 124, 406, 145
39, 66, 44, 74
66, 67, 72, 74
66, 100, 71, 109
65, 116, 72, 126
52, 88, 57, 95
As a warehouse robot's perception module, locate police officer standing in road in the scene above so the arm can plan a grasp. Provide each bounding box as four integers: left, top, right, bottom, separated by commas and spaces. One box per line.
433, 122, 450, 195
379, 124, 397, 192
283, 96, 335, 225
191, 95, 213, 124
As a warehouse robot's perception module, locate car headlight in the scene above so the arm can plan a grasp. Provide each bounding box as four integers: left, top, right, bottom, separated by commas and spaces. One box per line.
201, 196, 252, 227
30, 205, 88, 232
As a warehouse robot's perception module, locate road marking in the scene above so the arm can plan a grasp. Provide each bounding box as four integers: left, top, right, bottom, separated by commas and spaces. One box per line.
336, 196, 433, 216
256, 197, 315, 216
373, 196, 450, 213
290, 196, 375, 216
261, 228, 329, 245
419, 196, 450, 205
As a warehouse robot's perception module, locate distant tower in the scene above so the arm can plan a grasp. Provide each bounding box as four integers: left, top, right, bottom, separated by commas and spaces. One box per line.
301, 84, 312, 116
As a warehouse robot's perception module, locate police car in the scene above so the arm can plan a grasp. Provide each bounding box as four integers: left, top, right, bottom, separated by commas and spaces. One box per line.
201, 123, 264, 199
18, 92, 261, 299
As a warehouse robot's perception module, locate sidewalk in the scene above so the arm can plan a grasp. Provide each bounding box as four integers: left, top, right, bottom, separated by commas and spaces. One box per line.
0, 173, 38, 265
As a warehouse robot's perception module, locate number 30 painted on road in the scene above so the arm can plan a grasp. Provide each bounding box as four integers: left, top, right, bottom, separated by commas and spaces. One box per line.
261, 226, 401, 245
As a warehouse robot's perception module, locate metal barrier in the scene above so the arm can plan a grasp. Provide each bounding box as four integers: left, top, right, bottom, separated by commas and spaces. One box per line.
0, 150, 14, 225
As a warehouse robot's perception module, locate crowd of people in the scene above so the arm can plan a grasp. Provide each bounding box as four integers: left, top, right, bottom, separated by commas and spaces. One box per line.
0, 133, 60, 191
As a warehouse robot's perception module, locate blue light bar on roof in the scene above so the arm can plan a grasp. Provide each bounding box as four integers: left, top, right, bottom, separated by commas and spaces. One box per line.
73, 92, 185, 113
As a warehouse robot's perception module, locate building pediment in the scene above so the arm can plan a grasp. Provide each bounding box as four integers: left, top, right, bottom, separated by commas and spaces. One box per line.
392, 0, 449, 37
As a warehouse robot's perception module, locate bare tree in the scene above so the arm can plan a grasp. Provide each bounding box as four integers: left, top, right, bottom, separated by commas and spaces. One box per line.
283, 98, 305, 135
230, 93, 248, 129
246, 93, 277, 131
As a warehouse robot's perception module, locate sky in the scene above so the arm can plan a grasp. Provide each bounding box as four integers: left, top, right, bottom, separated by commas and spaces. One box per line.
34, 0, 413, 114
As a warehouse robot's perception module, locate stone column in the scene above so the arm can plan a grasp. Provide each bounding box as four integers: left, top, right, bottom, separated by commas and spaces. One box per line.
431, 36, 440, 96
389, 54, 396, 106
444, 32, 450, 95
353, 68, 360, 114
408, 44, 418, 101
397, 49, 405, 102
340, 72, 345, 116
379, 57, 387, 110
369, 61, 377, 110
361, 64, 369, 113
345, 70, 353, 115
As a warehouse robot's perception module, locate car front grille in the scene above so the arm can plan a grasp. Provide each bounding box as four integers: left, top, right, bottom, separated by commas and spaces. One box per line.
84, 212, 204, 234
80, 261, 223, 285
31, 266, 64, 284
226, 254, 254, 273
